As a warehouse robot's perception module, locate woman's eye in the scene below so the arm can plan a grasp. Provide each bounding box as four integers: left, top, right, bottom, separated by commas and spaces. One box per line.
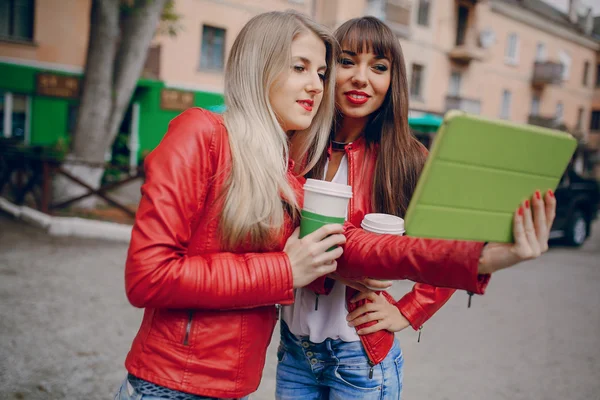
338, 58, 353, 66
373, 64, 388, 72
318, 72, 326, 81
293, 65, 305, 72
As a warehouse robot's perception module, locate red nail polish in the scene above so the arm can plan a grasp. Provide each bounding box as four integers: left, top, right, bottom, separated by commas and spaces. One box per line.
535, 190, 541, 200
548, 189, 554, 198
525, 200, 530, 208
518, 206, 524, 216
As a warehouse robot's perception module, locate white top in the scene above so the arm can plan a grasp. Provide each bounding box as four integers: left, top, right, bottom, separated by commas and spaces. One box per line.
282, 155, 360, 343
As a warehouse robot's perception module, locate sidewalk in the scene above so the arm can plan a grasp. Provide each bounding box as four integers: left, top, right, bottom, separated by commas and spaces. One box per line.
2, 215, 599, 399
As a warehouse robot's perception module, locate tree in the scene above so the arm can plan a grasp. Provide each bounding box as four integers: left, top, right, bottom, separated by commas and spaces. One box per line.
55, 0, 177, 206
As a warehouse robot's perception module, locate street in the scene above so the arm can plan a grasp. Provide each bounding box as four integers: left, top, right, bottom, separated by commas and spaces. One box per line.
1, 216, 599, 400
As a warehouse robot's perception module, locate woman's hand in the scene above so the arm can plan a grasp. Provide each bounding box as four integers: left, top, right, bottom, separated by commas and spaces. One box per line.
284, 225, 346, 289
478, 189, 556, 274
346, 292, 411, 335
328, 272, 393, 292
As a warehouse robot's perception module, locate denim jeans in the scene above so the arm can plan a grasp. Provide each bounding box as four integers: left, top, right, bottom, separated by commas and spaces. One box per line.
114, 376, 249, 400
276, 321, 404, 400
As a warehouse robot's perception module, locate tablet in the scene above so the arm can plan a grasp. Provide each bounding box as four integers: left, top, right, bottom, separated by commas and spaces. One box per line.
404, 111, 577, 243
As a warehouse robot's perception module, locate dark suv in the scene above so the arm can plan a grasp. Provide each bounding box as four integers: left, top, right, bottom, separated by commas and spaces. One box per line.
551, 169, 600, 247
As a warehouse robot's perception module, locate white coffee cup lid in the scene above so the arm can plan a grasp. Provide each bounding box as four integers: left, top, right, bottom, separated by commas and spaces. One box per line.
361, 213, 405, 234
303, 178, 352, 199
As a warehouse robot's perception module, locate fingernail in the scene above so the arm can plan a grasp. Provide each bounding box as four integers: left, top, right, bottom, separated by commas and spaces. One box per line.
535, 190, 541, 200
548, 189, 554, 198
525, 200, 530, 208
518, 206, 524, 216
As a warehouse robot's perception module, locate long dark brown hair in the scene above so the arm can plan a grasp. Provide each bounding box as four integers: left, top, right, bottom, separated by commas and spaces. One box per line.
312, 17, 426, 217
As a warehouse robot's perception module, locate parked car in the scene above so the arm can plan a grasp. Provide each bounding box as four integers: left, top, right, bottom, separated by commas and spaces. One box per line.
551, 169, 600, 247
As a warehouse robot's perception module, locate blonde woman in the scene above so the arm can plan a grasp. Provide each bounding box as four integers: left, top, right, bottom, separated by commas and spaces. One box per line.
115, 10, 344, 400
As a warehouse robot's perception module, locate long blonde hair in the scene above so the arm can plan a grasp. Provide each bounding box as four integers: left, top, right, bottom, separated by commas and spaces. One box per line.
221, 10, 337, 249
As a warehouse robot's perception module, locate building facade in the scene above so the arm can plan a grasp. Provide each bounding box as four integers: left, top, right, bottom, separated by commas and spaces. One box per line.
1, 0, 599, 171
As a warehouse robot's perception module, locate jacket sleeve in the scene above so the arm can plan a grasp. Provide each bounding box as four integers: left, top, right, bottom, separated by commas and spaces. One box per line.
394, 285, 456, 330
125, 109, 294, 310
338, 222, 491, 295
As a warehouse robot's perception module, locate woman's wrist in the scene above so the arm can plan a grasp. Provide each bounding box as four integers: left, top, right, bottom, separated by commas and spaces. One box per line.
477, 242, 521, 275
477, 243, 502, 275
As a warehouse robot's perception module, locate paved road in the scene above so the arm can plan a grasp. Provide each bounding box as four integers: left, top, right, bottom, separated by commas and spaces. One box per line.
1, 215, 599, 400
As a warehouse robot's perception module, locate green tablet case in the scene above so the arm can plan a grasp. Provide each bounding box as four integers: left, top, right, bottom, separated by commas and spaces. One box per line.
404, 111, 577, 243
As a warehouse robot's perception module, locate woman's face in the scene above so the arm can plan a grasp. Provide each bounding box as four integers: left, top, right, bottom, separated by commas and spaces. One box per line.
335, 46, 391, 120
269, 31, 327, 133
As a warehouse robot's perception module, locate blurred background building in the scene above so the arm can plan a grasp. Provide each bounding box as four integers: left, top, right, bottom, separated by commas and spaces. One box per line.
1, 0, 599, 176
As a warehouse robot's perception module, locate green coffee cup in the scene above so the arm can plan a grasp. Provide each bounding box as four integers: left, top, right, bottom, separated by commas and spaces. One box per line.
299, 211, 345, 239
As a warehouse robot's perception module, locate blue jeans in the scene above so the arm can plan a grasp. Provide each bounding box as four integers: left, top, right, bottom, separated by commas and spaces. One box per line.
114, 376, 249, 400
276, 321, 404, 400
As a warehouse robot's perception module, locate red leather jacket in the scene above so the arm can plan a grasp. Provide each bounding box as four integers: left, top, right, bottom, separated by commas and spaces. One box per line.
124, 108, 298, 398
124, 108, 490, 396
308, 137, 491, 365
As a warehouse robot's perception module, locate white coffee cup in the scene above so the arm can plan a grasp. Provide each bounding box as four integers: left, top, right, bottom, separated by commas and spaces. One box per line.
361, 213, 405, 235
361, 213, 405, 290
303, 178, 352, 219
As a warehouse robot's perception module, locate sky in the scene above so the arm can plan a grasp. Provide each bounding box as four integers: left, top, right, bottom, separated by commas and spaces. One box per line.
541, 0, 600, 17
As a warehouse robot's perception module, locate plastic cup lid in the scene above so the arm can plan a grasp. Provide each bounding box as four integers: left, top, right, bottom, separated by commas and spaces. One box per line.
361, 213, 405, 233
303, 178, 352, 199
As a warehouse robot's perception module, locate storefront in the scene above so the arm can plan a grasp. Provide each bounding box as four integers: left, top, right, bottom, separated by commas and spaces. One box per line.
0, 60, 224, 165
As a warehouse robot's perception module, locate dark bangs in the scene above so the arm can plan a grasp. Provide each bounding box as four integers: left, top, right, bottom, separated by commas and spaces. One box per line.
334, 17, 397, 60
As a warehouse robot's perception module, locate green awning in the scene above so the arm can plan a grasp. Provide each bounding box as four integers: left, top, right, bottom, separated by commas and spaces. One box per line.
408, 113, 443, 133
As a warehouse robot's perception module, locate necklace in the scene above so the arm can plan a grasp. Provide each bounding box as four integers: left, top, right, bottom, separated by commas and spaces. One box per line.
331, 140, 352, 152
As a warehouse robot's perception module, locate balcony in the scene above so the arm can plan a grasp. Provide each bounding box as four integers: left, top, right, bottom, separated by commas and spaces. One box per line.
366, 0, 411, 38
448, 44, 484, 63
445, 95, 481, 114
528, 115, 567, 131
531, 62, 563, 88
384, 1, 411, 38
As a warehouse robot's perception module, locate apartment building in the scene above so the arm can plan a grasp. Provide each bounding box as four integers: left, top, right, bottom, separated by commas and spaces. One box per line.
2, 0, 599, 169
151, 0, 314, 93
391, 0, 598, 138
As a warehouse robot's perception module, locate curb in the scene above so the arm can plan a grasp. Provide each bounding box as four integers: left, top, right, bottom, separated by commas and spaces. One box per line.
0, 196, 133, 243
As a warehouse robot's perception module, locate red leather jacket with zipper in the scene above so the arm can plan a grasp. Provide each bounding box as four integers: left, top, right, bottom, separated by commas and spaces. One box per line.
307, 137, 491, 365
124, 108, 299, 398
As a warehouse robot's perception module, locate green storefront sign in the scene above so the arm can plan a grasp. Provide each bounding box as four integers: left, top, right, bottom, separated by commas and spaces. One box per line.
0, 61, 224, 163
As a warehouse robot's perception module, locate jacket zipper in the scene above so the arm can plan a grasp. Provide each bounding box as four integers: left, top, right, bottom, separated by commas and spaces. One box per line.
183, 310, 193, 345
418, 325, 423, 343
314, 294, 319, 310
467, 291, 474, 308
368, 360, 375, 379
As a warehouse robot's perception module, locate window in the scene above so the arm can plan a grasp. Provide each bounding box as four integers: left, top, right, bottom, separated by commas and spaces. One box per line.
417, 0, 430, 26
530, 95, 540, 116
555, 102, 564, 123
0, 91, 30, 142
410, 64, 424, 98
500, 90, 511, 119
590, 110, 600, 131
582, 61, 589, 86
505, 33, 519, 65
535, 42, 546, 62
67, 103, 79, 134
0, 0, 35, 41
199, 25, 226, 71
448, 71, 462, 96
558, 50, 571, 81
576, 107, 584, 130
455, 5, 469, 46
